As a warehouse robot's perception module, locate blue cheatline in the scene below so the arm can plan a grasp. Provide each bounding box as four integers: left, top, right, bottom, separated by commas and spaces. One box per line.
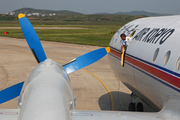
18, 14, 47, 63
63, 47, 108, 74
0, 81, 24, 104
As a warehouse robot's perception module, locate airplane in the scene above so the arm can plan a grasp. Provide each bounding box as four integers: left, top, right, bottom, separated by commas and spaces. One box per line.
0, 13, 179, 120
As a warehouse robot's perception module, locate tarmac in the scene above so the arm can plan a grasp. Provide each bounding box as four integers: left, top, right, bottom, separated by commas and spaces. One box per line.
0, 36, 153, 112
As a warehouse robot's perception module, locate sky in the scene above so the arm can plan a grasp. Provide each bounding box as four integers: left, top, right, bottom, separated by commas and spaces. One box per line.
0, 0, 180, 15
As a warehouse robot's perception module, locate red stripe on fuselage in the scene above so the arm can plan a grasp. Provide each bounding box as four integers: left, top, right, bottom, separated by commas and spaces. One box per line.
110, 48, 180, 89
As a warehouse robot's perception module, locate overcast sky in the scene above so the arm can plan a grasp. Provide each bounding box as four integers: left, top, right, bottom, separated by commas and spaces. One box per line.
0, 0, 180, 15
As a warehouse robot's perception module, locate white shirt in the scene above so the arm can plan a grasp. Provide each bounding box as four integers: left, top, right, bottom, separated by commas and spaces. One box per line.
121, 37, 131, 46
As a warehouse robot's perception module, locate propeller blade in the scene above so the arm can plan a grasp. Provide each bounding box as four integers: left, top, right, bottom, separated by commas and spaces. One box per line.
0, 82, 24, 104
63, 47, 110, 74
18, 13, 47, 63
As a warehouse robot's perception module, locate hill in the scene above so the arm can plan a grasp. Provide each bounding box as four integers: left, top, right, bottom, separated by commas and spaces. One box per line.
0, 14, 147, 26
6, 8, 83, 17
6, 8, 173, 17
96, 11, 172, 16
114, 11, 172, 16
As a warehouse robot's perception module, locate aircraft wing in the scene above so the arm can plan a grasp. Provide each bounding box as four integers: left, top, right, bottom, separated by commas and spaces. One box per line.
0, 109, 20, 120
72, 99, 180, 120
71, 110, 162, 120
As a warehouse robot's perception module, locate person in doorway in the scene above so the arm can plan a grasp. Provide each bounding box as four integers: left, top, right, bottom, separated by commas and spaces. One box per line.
120, 33, 129, 67
120, 32, 135, 67
120, 33, 131, 47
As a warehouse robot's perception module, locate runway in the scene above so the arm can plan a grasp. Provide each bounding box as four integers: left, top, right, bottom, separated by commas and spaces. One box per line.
0, 36, 153, 111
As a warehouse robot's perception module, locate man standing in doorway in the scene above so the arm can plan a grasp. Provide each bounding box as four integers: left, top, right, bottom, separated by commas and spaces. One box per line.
120, 33, 131, 47
120, 33, 129, 67
120, 31, 136, 66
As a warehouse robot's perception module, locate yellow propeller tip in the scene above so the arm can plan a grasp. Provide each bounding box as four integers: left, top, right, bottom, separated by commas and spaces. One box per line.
18, 13, 25, 19
105, 47, 110, 53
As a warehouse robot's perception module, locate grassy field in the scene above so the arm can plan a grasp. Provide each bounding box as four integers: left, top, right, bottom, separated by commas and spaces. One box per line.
0, 14, 146, 46
0, 25, 119, 47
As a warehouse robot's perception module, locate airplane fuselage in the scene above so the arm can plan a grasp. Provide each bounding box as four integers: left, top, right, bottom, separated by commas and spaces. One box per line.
108, 15, 180, 111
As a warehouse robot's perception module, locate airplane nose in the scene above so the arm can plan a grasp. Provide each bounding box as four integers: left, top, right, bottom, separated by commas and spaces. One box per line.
43, 59, 53, 66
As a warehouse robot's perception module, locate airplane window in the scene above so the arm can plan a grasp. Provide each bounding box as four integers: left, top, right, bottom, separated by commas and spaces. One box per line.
176, 57, 180, 71
163, 51, 171, 66
153, 48, 159, 62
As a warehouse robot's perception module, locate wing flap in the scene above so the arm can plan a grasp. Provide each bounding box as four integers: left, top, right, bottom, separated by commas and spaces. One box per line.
71, 110, 162, 120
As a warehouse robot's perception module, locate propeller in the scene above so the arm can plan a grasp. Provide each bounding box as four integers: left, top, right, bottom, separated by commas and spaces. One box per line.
18, 13, 110, 74
0, 13, 111, 104
18, 13, 47, 63
0, 82, 24, 104
0, 13, 46, 104
63, 47, 110, 74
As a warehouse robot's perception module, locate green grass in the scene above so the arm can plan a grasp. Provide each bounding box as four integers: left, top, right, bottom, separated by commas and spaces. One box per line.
0, 14, 146, 46
0, 25, 120, 47
0, 14, 16, 21
0, 14, 147, 26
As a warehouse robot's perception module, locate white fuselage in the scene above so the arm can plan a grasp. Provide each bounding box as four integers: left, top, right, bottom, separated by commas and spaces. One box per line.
17, 59, 75, 120
108, 15, 180, 111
